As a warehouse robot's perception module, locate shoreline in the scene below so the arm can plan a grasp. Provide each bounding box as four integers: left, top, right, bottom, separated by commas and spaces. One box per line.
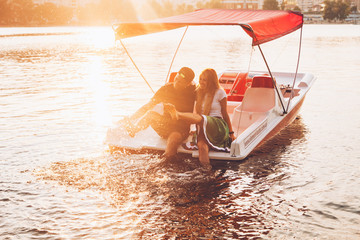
1, 22, 359, 28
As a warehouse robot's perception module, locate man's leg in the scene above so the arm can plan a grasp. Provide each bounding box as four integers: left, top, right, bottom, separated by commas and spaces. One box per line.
127, 111, 163, 137
163, 131, 184, 159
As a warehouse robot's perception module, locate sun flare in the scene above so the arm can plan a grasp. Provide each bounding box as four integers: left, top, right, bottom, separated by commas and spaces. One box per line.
86, 56, 111, 127
89, 27, 115, 48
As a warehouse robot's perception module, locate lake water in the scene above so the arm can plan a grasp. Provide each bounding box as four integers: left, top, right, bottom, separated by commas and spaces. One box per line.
1, 24, 360, 239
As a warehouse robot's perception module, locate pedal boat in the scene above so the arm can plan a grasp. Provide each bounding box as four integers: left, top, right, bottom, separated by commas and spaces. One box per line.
106, 9, 316, 161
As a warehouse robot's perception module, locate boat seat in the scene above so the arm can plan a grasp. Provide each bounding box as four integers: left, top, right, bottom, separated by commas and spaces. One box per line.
241, 88, 275, 112
219, 71, 238, 93
228, 73, 252, 102
251, 75, 274, 88
219, 71, 252, 102
231, 87, 275, 133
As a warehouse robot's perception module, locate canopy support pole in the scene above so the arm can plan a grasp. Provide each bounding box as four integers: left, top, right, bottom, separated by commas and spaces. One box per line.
118, 38, 155, 94
228, 44, 254, 97
243, 23, 287, 114
257, 44, 287, 114
165, 26, 189, 83
285, 26, 303, 113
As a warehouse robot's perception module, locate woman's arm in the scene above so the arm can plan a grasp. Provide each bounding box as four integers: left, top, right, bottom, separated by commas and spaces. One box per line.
220, 97, 236, 141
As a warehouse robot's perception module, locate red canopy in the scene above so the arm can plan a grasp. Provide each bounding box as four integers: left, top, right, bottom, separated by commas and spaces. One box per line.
114, 9, 303, 45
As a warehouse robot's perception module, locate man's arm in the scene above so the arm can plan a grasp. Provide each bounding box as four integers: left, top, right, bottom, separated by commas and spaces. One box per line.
129, 100, 157, 121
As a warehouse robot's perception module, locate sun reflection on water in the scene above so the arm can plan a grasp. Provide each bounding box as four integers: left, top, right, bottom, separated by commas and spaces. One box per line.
86, 55, 112, 128
87, 27, 115, 49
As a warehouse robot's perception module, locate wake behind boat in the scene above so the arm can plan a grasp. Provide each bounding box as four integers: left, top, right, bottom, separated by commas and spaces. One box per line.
106, 9, 316, 161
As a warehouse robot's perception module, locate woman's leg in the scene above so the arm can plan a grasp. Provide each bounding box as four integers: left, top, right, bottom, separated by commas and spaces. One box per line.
197, 138, 210, 167
196, 128, 211, 168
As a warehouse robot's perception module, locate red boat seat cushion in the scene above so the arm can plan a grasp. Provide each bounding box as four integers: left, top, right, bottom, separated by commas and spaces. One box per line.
251, 75, 274, 88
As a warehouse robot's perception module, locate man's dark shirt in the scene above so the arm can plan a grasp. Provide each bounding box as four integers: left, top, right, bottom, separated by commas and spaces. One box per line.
152, 82, 196, 113
149, 82, 196, 138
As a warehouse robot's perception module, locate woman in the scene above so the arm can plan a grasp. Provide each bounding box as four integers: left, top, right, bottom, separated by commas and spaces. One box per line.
165, 68, 236, 168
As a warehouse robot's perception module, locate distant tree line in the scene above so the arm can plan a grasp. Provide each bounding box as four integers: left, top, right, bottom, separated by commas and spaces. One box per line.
0, 0, 225, 26
0, 0, 72, 25
263, 0, 280, 10
323, 0, 351, 21
0, 0, 139, 25
0, 0, 71, 25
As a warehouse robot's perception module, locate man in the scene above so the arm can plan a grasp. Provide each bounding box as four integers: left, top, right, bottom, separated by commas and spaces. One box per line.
124, 67, 196, 159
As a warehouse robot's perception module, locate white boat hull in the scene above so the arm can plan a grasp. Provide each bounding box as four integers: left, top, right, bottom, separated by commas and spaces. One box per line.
106, 71, 315, 161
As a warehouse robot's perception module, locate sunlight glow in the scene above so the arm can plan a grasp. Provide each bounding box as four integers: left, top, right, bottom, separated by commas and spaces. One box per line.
135, 1, 161, 21
87, 56, 111, 127
89, 27, 115, 48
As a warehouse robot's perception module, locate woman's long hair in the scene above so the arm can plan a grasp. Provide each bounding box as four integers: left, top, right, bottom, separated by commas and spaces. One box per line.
195, 68, 221, 115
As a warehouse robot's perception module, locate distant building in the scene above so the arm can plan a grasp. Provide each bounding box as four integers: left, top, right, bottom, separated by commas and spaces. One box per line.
222, 0, 264, 9
221, 0, 337, 13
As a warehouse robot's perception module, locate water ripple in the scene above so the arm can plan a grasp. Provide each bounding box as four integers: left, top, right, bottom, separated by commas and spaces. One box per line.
1, 25, 360, 239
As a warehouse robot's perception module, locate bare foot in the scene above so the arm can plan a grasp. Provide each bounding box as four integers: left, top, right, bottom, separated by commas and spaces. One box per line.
163, 103, 178, 120
200, 164, 212, 172
126, 125, 136, 137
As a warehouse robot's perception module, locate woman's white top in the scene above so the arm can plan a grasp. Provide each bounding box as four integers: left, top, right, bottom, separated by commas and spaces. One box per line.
204, 88, 227, 118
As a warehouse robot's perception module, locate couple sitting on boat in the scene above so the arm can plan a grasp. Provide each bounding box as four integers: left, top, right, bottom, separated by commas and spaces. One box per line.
123, 67, 235, 168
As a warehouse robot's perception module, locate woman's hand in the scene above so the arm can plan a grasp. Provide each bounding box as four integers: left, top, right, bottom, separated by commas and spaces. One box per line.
229, 132, 236, 142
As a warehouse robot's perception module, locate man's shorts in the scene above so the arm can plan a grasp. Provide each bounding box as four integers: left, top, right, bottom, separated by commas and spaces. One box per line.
149, 109, 189, 140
